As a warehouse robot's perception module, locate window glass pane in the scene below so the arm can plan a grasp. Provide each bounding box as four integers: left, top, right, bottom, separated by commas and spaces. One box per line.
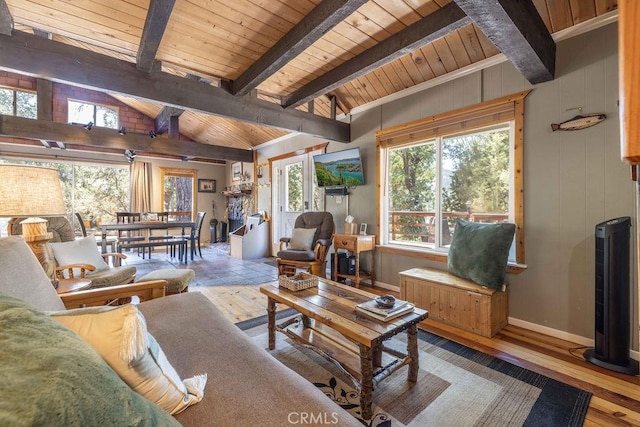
0, 159, 129, 237
441, 127, 510, 246
163, 176, 193, 213
286, 162, 303, 212
68, 100, 94, 124
15, 91, 37, 119
387, 142, 436, 246
0, 88, 14, 115
95, 104, 119, 128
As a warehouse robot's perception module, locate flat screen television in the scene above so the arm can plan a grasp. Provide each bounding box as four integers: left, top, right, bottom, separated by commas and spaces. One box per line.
313, 148, 365, 187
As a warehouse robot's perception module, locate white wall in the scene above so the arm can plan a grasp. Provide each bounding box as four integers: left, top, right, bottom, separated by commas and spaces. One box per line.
256, 23, 636, 345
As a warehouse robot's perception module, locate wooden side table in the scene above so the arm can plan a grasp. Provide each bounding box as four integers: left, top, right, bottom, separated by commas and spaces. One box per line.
333, 234, 376, 288
55, 278, 92, 294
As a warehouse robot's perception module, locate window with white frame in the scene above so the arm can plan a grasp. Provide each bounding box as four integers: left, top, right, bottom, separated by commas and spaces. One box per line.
381, 125, 512, 252
68, 99, 119, 129
376, 91, 528, 265
0, 87, 37, 118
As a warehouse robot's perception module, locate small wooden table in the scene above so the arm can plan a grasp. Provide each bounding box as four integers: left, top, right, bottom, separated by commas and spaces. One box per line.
333, 234, 376, 287
55, 278, 92, 294
260, 279, 428, 420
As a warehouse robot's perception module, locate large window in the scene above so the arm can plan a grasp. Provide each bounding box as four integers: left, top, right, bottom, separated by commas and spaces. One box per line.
68, 100, 119, 129
377, 91, 528, 266
384, 125, 511, 250
160, 167, 196, 220
0, 159, 130, 236
0, 87, 37, 118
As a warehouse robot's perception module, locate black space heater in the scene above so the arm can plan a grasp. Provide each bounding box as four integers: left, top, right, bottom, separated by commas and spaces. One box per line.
584, 216, 639, 375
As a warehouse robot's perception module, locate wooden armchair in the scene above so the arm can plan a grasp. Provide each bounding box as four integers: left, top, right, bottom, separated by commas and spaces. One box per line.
276, 212, 335, 278
0, 236, 166, 310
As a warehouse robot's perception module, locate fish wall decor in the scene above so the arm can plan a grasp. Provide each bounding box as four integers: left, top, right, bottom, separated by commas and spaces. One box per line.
551, 113, 606, 131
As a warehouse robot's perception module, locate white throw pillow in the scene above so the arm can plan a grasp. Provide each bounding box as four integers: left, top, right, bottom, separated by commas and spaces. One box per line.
289, 227, 317, 251
49, 304, 207, 415
49, 235, 109, 278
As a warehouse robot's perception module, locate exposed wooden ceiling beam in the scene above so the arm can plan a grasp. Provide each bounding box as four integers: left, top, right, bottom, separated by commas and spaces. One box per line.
232, 0, 368, 96
137, 0, 176, 73
283, 2, 472, 109
0, 31, 350, 142
453, 0, 555, 84
0, 0, 12, 36
154, 106, 184, 134
0, 114, 253, 163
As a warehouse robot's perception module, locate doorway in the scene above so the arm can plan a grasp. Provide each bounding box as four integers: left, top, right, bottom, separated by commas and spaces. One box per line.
271, 148, 324, 255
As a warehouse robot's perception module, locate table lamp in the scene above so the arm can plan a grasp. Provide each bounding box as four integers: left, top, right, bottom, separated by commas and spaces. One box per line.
0, 164, 66, 278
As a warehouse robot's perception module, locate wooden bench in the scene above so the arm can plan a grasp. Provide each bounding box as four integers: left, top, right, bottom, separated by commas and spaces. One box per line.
118, 238, 188, 263
399, 267, 508, 337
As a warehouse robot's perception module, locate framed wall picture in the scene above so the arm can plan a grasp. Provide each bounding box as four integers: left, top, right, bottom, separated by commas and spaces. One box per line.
232, 162, 243, 181
198, 179, 216, 193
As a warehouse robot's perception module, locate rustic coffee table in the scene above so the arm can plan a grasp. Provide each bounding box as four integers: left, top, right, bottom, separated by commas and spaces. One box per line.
260, 279, 428, 420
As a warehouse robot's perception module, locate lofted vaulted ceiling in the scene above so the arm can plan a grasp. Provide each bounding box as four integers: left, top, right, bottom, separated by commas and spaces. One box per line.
0, 0, 619, 162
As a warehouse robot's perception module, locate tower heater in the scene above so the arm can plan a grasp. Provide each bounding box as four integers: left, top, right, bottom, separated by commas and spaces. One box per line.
584, 217, 639, 375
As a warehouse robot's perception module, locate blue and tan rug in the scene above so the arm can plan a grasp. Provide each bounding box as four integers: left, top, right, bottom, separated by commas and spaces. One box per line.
238, 313, 591, 426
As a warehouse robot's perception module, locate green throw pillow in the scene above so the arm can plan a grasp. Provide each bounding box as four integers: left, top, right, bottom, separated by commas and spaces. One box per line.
0, 291, 179, 426
447, 220, 515, 290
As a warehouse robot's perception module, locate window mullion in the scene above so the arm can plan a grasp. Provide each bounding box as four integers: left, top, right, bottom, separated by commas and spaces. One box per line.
435, 137, 442, 249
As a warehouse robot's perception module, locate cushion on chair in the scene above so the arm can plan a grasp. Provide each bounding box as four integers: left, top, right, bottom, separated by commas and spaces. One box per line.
294, 211, 334, 243
137, 269, 195, 293
50, 304, 207, 415
86, 265, 137, 288
50, 235, 110, 278
447, 220, 515, 290
276, 249, 316, 261
0, 291, 179, 426
0, 236, 65, 311
289, 227, 317, 250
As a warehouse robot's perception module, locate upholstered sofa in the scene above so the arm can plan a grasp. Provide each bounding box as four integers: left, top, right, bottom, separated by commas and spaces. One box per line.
0, 237, 359, 426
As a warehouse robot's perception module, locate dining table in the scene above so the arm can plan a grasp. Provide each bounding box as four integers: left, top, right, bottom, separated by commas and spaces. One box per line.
99, 221, 197, 261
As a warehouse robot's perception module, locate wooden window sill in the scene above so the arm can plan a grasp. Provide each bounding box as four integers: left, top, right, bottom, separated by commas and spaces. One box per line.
376, 244, 527, 274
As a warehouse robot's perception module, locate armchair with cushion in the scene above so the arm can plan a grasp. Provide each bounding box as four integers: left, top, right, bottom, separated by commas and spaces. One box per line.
49, 235, 137, 288
276, 211, 335, 278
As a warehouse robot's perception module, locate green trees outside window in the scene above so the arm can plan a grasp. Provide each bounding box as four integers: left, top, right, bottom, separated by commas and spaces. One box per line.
386, 126, 511, 250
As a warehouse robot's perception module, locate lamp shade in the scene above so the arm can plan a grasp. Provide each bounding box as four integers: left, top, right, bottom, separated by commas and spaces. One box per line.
0, 165, 66, 217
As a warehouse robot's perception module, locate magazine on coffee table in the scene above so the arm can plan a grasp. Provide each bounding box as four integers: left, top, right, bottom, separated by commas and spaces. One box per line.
355, 298, 415, 321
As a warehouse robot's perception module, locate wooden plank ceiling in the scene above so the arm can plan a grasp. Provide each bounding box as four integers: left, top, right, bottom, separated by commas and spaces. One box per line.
0, 0, 618, 161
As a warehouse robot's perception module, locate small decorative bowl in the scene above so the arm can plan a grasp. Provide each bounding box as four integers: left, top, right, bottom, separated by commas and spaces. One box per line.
375, 295, 396, 308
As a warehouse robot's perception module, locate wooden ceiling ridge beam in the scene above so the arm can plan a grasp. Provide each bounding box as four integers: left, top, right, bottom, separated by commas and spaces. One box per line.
0, 114, 253, 163
155, 106, 184, 134
0, 0, 12, 36
137, 0, 176, 73
283, 2, 472, 109
0, 31, 350, 142
452, 0, 555, 84
232, 0, 368, 97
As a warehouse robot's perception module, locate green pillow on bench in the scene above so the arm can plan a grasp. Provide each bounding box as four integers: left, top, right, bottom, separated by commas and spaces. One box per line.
447, 220, 515, 290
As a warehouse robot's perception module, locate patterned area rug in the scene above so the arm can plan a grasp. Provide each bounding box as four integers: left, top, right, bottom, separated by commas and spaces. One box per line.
237, 314, 591, 426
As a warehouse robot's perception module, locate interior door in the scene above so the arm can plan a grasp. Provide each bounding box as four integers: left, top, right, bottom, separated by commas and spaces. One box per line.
271, 150, 323, 254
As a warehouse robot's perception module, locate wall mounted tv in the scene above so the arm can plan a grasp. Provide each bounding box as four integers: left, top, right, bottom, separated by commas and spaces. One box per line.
313, 148, 365, 187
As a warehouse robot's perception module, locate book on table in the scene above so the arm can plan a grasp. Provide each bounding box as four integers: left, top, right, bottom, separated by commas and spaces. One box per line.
355, 298, 415, 321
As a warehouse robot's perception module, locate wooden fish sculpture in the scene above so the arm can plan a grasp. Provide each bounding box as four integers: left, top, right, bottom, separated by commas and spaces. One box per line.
551, 113, 606, 131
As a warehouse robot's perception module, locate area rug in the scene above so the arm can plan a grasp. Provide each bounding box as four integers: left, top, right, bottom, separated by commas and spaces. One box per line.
237, 315, 591, 427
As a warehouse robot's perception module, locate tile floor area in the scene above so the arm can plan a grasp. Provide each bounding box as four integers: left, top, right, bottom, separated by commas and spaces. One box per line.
122, 242, 279, 287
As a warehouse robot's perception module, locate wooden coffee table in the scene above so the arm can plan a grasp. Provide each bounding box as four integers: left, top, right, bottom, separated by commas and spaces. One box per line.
260, 279, 428, 420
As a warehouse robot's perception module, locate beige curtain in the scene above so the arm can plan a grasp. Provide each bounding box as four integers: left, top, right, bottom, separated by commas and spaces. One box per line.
129, 161, 151, 213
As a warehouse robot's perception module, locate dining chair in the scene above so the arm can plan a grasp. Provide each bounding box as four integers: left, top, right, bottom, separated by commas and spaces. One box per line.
116, 212, 144, 255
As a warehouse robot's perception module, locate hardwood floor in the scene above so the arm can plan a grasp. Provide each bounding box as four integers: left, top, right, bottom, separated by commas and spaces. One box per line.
190, 281, 640, 426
